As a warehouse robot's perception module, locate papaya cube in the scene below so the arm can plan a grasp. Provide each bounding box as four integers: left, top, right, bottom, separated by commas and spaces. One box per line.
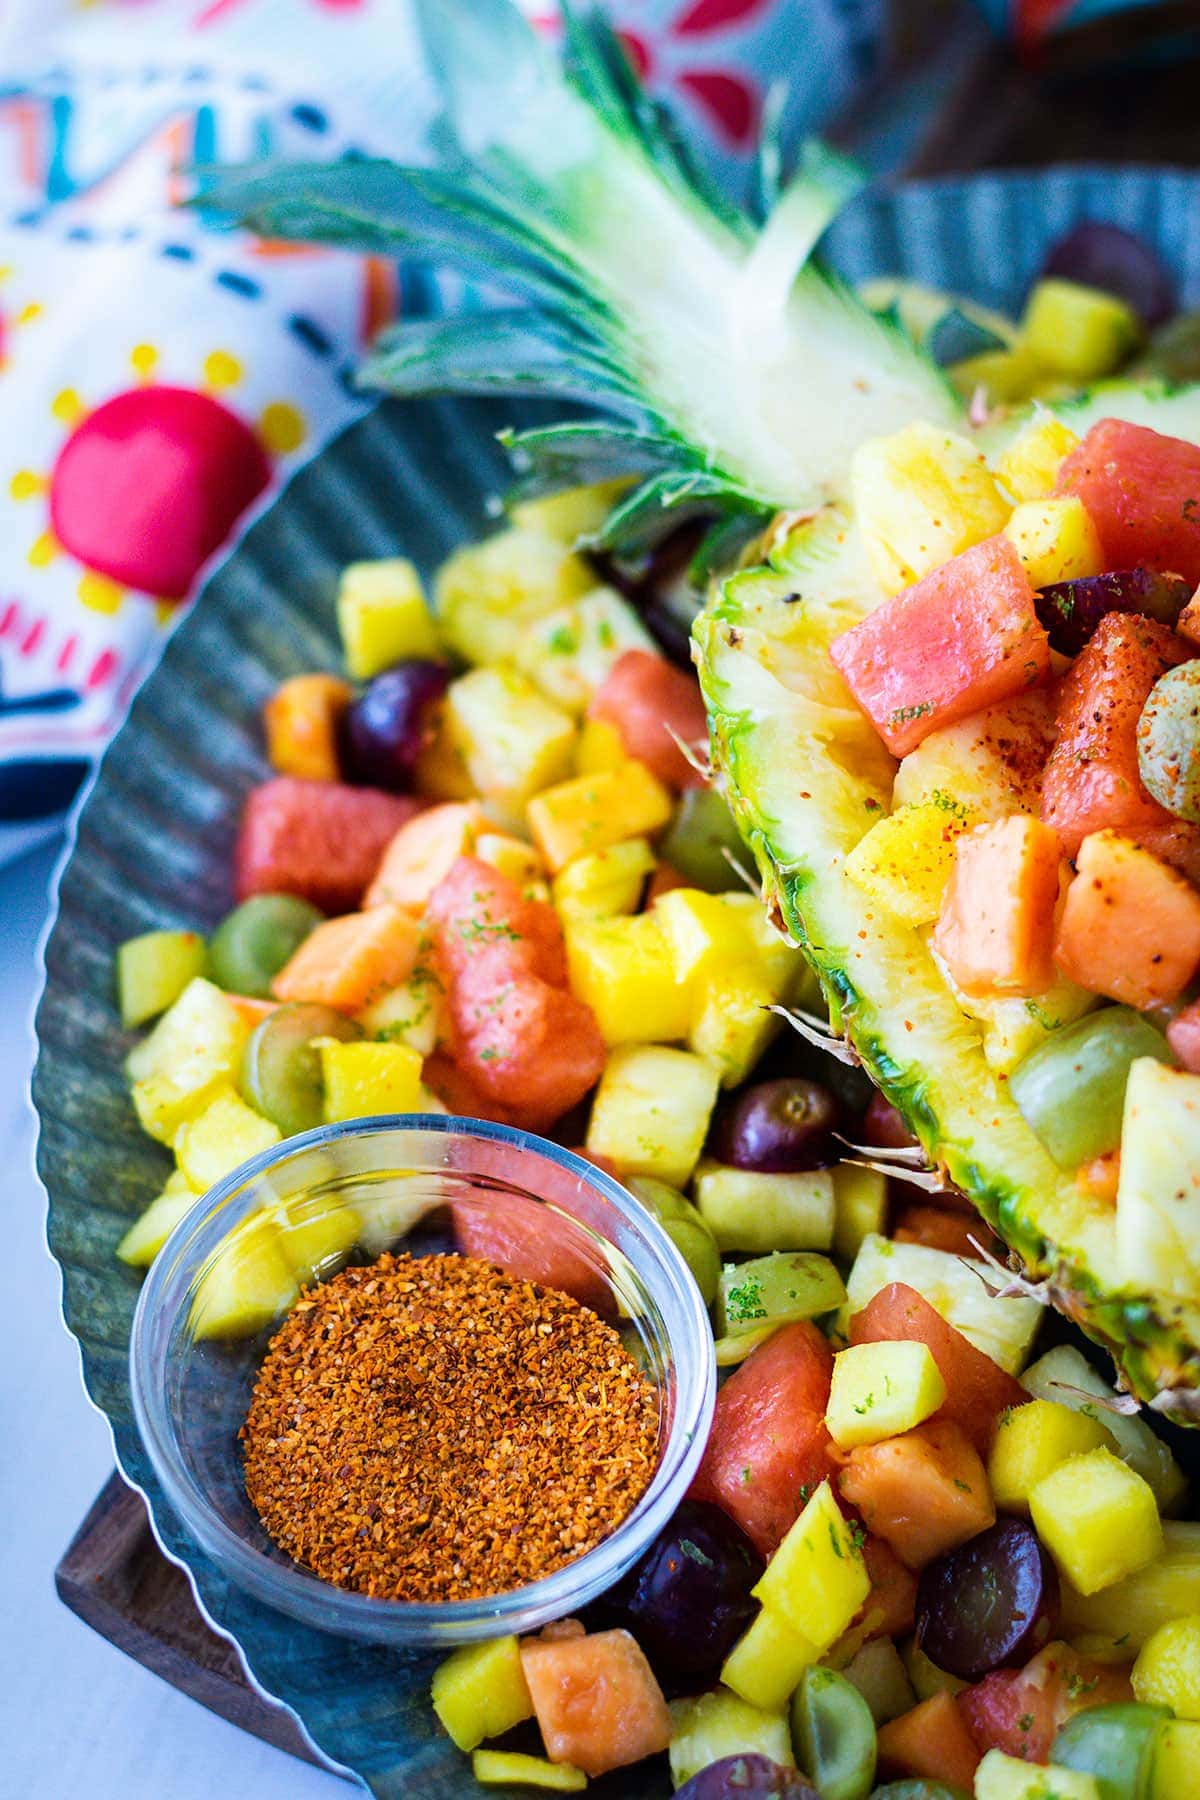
273, 906, 422, 1011
565, 913, 690, 1045
319, 1039, 424, 1123
668, 1689, 795, 1789
509, 478, 631, 544
1151, 1722, 1200, 1800
117, 929, 208, 1030
1029, 1446, 1164, 1595
518, 1628, 672, 1778
1131, 1613, 1200, 1719
435, 527, 594, 668
586, 1044, 719, 1186
845, 798, 973, 926
365, 802, 486, 912
116, 1170, 200, 1267
174, 1086, 281, 1192
689, 963, 781, 1088
516, 585, 655, 714
527, 762, 672, 871
471, 1750, 586, 1792
832, 1165, 889, 1263
850, 421, 1010, 595
837, 1420, 996, 1569
933, 814, 1062, 998
431, 1634, 533, 1752
826, 1341, 947, 1450
552, 838, 655, 924
995, 414, 1081, 504
263, 673, 351, 782
876, 1691, 981, 1789
976, 1749, 1101, 1800
337, 557, 439, 678
575, 716, 627, 776
987, 1398, 1115, 1517
190, 1212, 297, 1341
1003, 495, 1105, 589
753, 1481, 870, 1648
693, 1162, 835, 1254
720, 1605, 820, 1711
443, 667, 576, 816
1023, 278, 1141, 382
1055, 831, 1200, 1009
126, 975, 248, 1087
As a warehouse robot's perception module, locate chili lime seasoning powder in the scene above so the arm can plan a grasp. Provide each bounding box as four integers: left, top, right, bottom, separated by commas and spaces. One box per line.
241, 1252, 660, 1601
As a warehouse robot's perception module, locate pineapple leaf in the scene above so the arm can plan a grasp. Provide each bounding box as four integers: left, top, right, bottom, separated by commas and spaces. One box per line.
360, 310, 651, 412
499, 419, 694, 492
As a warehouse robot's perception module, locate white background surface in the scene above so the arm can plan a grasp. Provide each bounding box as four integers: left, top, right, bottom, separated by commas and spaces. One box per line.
0, 841, 345, 1800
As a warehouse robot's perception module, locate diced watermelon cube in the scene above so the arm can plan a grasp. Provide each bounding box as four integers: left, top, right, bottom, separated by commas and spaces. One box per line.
588, 649, 709, 790
1057, 418, 1200, 584
830, 537, 1050, 757
426, 856, 567, 988
958, 1643, 1133, 1762
1168, 996, 1200, 1071
452, 974, 607, 1131
235, 776, 421, 913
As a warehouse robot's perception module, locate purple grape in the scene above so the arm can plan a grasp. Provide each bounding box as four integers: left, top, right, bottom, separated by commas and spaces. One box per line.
601, 1501, 764, 1681
1042, 222, 1175, 329
711, 1079, 839, 1173
339, 660, 450, 791
1035, 568, 1192, 657
676, 1757, 820, 1800
915, 1518, 1060, 1682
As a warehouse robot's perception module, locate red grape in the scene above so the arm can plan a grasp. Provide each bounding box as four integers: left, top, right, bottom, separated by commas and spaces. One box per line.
339, 659, 450, 790
599, 1501, 763, 1682
711, 1079, 839, 1172
676, 1758, 820, 1800
1042, 222, 1175, 329
1035, 569, 1191, 658
915, 1518, 1060, 1681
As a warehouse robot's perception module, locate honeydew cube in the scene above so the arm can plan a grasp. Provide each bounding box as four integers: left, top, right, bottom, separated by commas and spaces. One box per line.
116, 1169, 200, 1267
689, 962, 781, 1088
975, 1749, 1101, 1800
552, 838, 655, 924
431, 1635, 534, 1753
1022, 278, 1142, 382
565, 913, 691, 1045
190, 1213, 298, 1341
840, 1637, 917, 1726
1021, 1345, 1187, 1514
832, 1164, 889, 1262
1116, 1058, 1200, 1306
435, 528, 594, 667
1131, 1613, 1200, 1719
527, 762, 672, 871
443, 667, 576, 816
988, 1397, 1114, 1517
1030, 1447, 1164, 1596
471, 1751, 586, 1793
1060, 1523, 1200, 1649
125, 976, 249, 1087
587, 1044, 719, 1187
668, 1690, 795, 1789
117, 929, 208, 1030
694, 1161, 836, 1254
575, 716, 626, 776
845, 798, 973, 927
174, 1086, 281, 1193
1151, 1720, 1200, 1798
318, 1039, 425, 1123
842, 1234, 1041, 1375
721, 1606, 820, 1711
995, 413, 1081, 503
356, 969, 445, 1058
509, 478, 631, 544
336, 557, 439, 679
850, 421, 1010, 595
825, 1340, 947, 1449
753, 1481, 870, 1649
516, 585, 655, 713
1004, 495, 1104, 588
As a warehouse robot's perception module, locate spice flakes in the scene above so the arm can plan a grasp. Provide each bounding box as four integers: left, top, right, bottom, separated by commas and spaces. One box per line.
241, 1252, 660, 1602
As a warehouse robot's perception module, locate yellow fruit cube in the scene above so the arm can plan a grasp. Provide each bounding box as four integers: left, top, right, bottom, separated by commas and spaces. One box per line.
832, 1165, 889, 1262
443, 667, 576, 815
356, 967, 446, 1058
116, 1169, 200, 1267
668, 1690, 795, 1790
190, 1213, 298, 1341
117, 929, 208, 1030
435, 527, 594, 667
948, 344, 1043, 405
825, 1341, 948, 1449
976, 1749, 1101, 1800
553, 838, 655, 923
527, 761, 672, 871
587, 1044, 719, 1186
988, 1398, 1115, 1517
471, 1750, 586, 1793
753, 1482, 870, 1648
575, 715, 627, 775
653, 889, 795, 993
131, 1070, 227, 1147
903, 1637, 966, 1701
413, 713, 475, 801
1060, 1523, 1200, 1649
1022, 279, 1142, 382
1030, 1447, 1164, 1596
509, 478, 631, 544
431, 1635, 533, 1753
337, 558, 440, 678
125, 975, 249, 1087
1004, 495, 1104, 588
693, 1162, 836, 1254
174, 1087, 281, 1192
850, 421, 1010, 594
516, 585, 655, 713
272, 1196, 361, 1285
845, 797, 973, 926
566, 913, 690, 1045
1152, 1720, 1200, 1799
474, 832, 547, 896
1132, 1613, 1200, 1719
995, 414, 1082, 503
318, 1038, 425, 1122
689, 962, 781, 1088
721, 1607, 820, 1711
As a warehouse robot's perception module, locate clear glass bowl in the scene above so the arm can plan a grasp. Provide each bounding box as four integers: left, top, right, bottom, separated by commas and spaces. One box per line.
130, 1116, 716, 1646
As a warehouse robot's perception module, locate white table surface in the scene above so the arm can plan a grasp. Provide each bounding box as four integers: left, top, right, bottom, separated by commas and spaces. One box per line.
0, 840, 345, 1800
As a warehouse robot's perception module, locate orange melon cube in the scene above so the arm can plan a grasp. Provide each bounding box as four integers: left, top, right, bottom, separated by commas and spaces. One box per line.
877, 1692, 981, 1789
933, 814, 1062, 997
272, 905, 421, 1010
1054, 830, 1200, 1009
837, 1419, 996, 1570
519, 1628, 672, 1777
365, 801, 486, 912
263, 673, 351, 783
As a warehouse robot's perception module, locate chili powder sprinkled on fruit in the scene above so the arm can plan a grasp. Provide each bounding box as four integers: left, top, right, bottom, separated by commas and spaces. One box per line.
241, 1252, 660, 1602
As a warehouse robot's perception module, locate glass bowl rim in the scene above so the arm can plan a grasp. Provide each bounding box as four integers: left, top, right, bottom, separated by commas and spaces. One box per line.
129, 1113, 718, 1644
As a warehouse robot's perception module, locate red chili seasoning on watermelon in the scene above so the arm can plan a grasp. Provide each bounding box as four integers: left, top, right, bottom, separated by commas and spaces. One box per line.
241, 1252, 659, 1602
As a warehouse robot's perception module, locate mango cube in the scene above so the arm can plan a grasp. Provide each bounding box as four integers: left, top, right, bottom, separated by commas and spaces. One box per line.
976, 1749, 1101, 1800
117, 929, 208, 1030
721, 1606, 820, 1712
753, 1481, 870, 1648
1022, 278, 1141, 382
845, 797, 974, 926
1132, 1613, 1200, 1719
174, 1086, 281, 1192
995, 414, 1081, 503
1152, 1720, 1200, 1798
319, 1038, 425, 1122
552, 838, 655, 923
431, 1635, 533, 1752
1029, 1447, 1164, 1596
565, 913, 691, 1045
1004, 495, 1104, 588
689, 962, 781, 1087
443, 667, 576, 815
116, 1169, 200, 1267
826, 1341, 948, 1449
832, 1164, 889, 1262
337, 557, 440, 678
693, 1162, 836, 1254
988, 1397, 1114, 1517
850, 421, 1010, 594
527, 761, 672, 871
587, 1044, 719, 1187
262, 672, 351, 782
190, 1213, 298, 1341
509, 478, 630, 544
575, 716, 627, 775
471, 1751, 586, 1793
516, 584, 655, 713
653, 888, 796, 992
668, 1689, 795, 1790
435, 527, 594, 667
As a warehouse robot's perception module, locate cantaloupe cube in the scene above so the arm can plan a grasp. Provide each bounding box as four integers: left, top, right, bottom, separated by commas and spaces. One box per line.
435, 528, 594, 667
431, 1635, 533, 1752
753, 1481, 870, 1648
552, 838, 655, 924
1004, 496, 1105, 589
263, 673, 351, 781
976, 1749, 1101, 1800
668, 1690, 795, 1790
509, 478, 630, 544
837, 1420, 996, 1570
273, 906, 422, 1011
117, 929, 208, 1030
365, 802, 486, 911
689, 963, 781, 1087
988, 1397, 1114, 1517
443, 667, 577, 815
1055, 831, 1200, 1009
693, 1162, 836, 1254
1022, 279, 1141, 382
1030, 1447, 1164, 1595
995, 415, 1081, 503
190, 1213, 297, 1341
519, 1629, 672, 1778
720, 1606, 820, 1711
174, 1086, 281, 1192
527, 762, 672, 871
933, 814, 1062, 999
574, 716, 626, 776
826, 1341, 947, 1450
565, 913, 690, 1045
1131, 1613, 1200, 1719
319, 1039, 424, 1122
471, 1751, 586, 1792
116, 1169, 200, 1267
587, 1044, 719, 1186
845, 797, 974, 926
833, 1165, 889, 1262
851, 421, 1010, 594
516, 585, 655, 713
337, 557, 440, 678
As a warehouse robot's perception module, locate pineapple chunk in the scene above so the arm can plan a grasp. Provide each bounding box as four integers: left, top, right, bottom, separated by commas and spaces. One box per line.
891, 688, 1056, 822
850, 421, 1009, 594
116, 1169, 200, 1267
431, 1635, 533, 1753
516, 585, 655, 713
988, 1398, 1115, 1517
1021, 1345, 1186, 1515
471, 1751, 586, 1793
976, 1749, 1101, 1800
319, 1038, 425, 1122
337, 557, 440, 678
174, 1086, 281, 1192
948, 344, 1043, 405
1029, 1447, 1164, 1596
668, 1690, 795, 1789
832, 1164, 889, 1262
132, 1070, 228, 1147
1132, 1613, 1200, 1719
190, 1213, 298, 1341
474, 832, 547, 897
1152, 1720, 1200, 1797
356, 967, 445, 1057
825, 1340, 947, 1449
435, 527, 593, 667
654, 888, 796, 994
1061, 1523, 1200, 1648
1116, 1058, 1200, 1303
845, 796, 973, 926
272, 1196, 361, 1284
117, 929, 207, 1030
587, 1044, 719, 1187
842, 1234, 1041, 1375
693, 1162, 836, 1254
1004, 495, 1104, 588
443, 666, 576, 815
527, 761, 672, 871
932, 946, 1097, 1076
721, 1607, 820, 1712
753, 1481, 870, 1649
509, 478, 631, 544
995, 413, 1081, 503
565, 913, 691, 1045
575, 716, 626, 775
1022, 278, 1141, 382
552, 838, 655, 923
689, 962, 781, 1088
125, 975, 249, 1087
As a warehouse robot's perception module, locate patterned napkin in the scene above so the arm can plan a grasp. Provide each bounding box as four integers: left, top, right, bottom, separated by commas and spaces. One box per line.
0, 0, 882, 867
972, 0, 1176, 46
